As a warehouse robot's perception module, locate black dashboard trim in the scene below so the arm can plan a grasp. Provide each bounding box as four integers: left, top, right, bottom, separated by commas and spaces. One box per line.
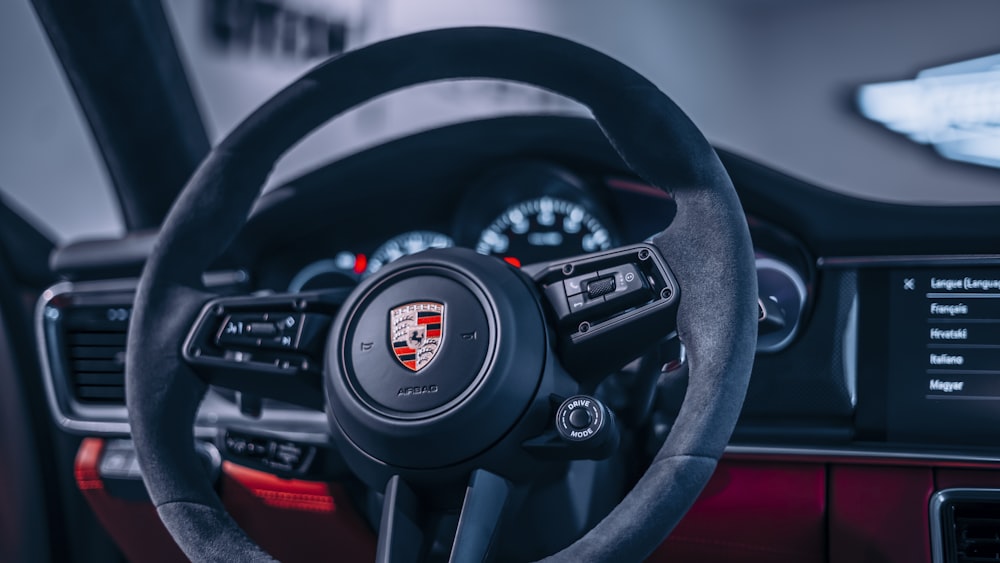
820, 254, 1000, 268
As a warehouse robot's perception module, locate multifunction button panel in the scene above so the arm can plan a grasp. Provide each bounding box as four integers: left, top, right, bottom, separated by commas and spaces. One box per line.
526, 244, 679, 379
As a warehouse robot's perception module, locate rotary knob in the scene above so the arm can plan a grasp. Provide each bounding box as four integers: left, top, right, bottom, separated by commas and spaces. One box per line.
555, 395, 619, 459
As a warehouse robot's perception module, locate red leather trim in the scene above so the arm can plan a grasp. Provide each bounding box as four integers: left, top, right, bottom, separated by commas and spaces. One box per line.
74, 437, 105, 491
77, 438, 1000, 563
74, 438, 187, 563
650, 460, 827, 563
936, 468, 1000, 490
828, 465, 933, 563
222, 461, 336, 512
75, 439, 376, 562
220, 462, 376, 563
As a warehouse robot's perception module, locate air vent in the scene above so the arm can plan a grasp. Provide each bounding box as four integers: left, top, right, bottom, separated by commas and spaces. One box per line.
62, 305, 130, 403
39, 276, 246, 432
949, 503, 1000, 562
933, 490, 1000, 563
42, 290, 134, 408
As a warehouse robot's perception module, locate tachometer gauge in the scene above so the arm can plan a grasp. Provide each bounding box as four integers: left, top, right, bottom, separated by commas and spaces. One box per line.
455, 162, 619, 266
367, 230, 454, 275
476, 197, 614, 264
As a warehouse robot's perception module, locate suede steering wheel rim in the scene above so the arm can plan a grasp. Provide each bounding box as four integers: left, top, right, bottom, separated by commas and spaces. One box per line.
126, 27, 757, 562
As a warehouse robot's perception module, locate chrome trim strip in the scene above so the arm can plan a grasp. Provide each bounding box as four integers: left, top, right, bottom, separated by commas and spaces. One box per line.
819, 254, 1000, 269
844, 293, 859, 406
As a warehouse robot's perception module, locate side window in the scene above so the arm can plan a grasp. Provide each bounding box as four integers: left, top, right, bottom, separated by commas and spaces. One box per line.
0, 1, 124, 243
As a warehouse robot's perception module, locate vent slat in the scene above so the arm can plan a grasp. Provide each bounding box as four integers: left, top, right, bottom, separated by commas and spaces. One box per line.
74, 373, 124, 386
76, 386, 126, 400
72, 359, 125, 373
70, 346, 124, 360
64, 320, 128, 331
68, 333, 127, 347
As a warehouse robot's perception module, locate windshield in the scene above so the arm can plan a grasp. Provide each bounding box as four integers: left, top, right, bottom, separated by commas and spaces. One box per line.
4, 1, 1000, 245
161, 0, 1000, 205
162, 0, 590, 192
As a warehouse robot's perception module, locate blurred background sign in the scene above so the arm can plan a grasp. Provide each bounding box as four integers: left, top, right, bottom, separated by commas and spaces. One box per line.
858, 53, 1000, 170
202, 0, 352, 63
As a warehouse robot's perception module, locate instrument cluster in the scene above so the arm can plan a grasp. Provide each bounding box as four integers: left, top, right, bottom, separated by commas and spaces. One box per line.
286, 162, 630, 292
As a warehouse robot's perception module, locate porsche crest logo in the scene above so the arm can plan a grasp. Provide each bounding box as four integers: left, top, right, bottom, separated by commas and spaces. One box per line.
390, 301, 444, 372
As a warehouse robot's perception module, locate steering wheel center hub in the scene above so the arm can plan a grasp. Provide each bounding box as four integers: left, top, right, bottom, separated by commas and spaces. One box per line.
343, 271, 492, 416
325, 248, 549, 470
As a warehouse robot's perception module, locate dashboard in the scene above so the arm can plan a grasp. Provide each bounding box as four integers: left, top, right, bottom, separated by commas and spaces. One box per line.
41, 115, 1000, 462
31, 104, 1000, 563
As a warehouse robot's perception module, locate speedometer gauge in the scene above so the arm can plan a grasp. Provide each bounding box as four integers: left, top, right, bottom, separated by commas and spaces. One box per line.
476, 197, 613, 264
366, 230, 453, 275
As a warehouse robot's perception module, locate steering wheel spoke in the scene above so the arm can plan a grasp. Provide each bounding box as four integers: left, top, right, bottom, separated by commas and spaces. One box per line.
449, 470, 512, 563
376, 471, 512, 563
376, 476, 425, 563
523, 243, 680, 383
182, 289, 348, 409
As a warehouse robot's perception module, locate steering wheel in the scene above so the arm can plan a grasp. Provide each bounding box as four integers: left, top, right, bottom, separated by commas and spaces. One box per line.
125, 27, 756, 562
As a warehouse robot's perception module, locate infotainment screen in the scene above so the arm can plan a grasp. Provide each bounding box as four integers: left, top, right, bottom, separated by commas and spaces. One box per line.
876, 268, 1000, 445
